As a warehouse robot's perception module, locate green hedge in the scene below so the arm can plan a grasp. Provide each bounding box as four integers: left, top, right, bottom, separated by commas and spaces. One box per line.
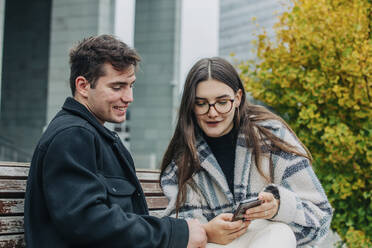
238, 0, 372, 247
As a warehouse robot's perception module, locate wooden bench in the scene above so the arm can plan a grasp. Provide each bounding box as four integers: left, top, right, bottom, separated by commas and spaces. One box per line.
0, 161, 168, 247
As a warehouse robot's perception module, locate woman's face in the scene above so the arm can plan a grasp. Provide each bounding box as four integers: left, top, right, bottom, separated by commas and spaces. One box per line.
194, 79, 242, 138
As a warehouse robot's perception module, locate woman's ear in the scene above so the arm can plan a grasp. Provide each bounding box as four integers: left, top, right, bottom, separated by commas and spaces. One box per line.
75, 76, 90, 98
235, 89, 243, 107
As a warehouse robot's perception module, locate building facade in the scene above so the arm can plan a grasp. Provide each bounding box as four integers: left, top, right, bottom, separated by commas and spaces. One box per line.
0, 0, 181, 169
219, 0, 287, 62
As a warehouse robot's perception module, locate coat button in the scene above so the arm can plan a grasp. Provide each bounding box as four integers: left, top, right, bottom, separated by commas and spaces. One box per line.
112, 187, 117, 192
137, 192, 141, 197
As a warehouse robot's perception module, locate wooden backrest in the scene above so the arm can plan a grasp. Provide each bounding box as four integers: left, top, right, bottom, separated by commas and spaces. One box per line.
0, 162, 168, 247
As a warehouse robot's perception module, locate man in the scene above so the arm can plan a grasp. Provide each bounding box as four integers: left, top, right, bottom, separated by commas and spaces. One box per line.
24, 35, 207, 248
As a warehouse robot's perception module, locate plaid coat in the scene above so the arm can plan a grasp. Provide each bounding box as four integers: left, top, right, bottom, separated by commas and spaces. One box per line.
161, 120, 333, 247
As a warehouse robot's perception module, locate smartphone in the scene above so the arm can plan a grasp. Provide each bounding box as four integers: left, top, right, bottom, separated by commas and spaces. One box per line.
232, 197, 262, 221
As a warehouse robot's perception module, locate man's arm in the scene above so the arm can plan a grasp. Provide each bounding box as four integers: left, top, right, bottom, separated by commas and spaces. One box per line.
41, 126, 190, 248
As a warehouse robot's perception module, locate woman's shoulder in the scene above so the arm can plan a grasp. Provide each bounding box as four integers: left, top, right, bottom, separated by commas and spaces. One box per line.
255, 118, 300, 145
256, 119, 287, 132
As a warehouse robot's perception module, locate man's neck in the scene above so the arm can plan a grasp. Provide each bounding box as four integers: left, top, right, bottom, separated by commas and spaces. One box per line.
73, 95, 105, 125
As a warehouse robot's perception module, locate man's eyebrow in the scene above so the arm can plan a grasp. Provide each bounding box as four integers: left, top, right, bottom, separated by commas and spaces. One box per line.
110, 80, 136, 85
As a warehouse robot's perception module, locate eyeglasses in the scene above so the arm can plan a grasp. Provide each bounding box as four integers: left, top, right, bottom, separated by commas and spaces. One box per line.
194, 98, 235, 115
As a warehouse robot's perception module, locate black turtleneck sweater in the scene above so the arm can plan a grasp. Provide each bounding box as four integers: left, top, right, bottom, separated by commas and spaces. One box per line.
203, 128, 237, 196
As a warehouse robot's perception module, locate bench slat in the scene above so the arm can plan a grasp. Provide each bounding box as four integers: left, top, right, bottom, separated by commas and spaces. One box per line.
0, 180, 165, 195
136, 170, 160, 182
145, 196, 168, 210
0, 180, 26, 194
0, 162, 29, 167
0, 198, 168, 215
0, 199, 24, 215
0, 166, 29, 179
140, 182, 163, 195
0, 234, 25, 248
0, 216, 24, 234
0, 180, 164, 195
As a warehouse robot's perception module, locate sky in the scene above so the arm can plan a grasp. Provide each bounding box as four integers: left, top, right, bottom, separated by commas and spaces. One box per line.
179, 0, 219, 87
114, 0, 219, 89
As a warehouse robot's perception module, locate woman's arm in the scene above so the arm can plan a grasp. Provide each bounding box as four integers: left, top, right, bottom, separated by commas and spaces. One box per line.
262, 121, 333, 246
161, 161, 209, 222
161, 162, 249, 245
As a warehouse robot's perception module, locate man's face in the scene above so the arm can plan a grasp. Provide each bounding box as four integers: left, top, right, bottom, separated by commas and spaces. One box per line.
85, 63, 136, 124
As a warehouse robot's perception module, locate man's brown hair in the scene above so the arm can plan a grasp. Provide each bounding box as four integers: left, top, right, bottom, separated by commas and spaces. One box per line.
69, 34, 140, 95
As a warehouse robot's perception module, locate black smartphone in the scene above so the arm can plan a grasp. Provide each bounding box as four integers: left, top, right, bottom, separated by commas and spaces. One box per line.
232, 197, 262, 221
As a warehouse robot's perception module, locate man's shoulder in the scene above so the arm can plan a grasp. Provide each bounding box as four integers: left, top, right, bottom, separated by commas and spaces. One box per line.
39, 110, 97, 146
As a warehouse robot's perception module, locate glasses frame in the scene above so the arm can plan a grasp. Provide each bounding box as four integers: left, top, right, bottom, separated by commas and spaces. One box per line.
194, 99, 235, 116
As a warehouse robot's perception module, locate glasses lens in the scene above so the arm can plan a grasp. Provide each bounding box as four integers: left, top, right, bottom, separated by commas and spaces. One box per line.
215, 100, 233, 114
194, 102, 209, 115
194, 99, 234, 115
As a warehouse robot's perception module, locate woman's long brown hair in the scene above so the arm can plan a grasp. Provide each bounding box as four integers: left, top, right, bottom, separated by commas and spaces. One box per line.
160, 57, 312, 216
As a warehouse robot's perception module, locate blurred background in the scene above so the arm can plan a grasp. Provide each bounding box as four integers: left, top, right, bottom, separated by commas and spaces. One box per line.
0, 0, 283, 168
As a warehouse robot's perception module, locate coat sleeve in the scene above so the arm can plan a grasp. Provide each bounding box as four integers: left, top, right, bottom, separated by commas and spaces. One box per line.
42, 127, 189, 248
267, 121, 333, 247
161, 161, 209, 223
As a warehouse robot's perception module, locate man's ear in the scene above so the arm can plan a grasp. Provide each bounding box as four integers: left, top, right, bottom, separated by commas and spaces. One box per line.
75, 76, 90, 98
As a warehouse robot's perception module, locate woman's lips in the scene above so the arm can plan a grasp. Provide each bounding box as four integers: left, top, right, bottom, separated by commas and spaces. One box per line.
206, 121, 221, 127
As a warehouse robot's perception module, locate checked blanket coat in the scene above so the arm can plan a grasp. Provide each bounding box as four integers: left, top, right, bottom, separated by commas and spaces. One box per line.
161, 120, 333, 247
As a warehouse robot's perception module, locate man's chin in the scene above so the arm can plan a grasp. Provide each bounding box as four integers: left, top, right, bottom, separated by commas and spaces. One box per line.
109, 116, 126, 124
106, 116, 126, 124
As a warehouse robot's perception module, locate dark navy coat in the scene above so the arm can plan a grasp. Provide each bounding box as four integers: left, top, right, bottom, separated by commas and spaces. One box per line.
24, 97, 188, 248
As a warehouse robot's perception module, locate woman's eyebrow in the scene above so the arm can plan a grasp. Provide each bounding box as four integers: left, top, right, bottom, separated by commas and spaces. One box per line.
215, 94, 231, 99
195, 94, 231, 100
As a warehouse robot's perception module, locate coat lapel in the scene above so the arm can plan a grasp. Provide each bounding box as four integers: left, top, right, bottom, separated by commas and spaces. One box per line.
193, 136, 233, 203
233, 133, 252, 202
192, 133, 254, 207
113, 141, 136, 178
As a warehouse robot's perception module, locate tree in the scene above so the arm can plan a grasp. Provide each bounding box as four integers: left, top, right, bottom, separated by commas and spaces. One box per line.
239, 0, 371, 247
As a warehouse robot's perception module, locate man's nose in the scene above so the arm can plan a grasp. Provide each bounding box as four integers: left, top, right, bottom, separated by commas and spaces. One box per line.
121, 88, 133, 103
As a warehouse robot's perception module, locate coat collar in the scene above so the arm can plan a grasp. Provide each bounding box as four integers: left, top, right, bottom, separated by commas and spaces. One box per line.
61, 97, 116, 142
62, 97, 137, 177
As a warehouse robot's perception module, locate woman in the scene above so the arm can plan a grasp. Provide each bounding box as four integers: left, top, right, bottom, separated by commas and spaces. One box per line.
160, 57, 332, 247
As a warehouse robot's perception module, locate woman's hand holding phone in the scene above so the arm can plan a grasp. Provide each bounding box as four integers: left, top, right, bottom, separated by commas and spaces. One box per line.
243, 192, 280, 220
203, 213, 250, 245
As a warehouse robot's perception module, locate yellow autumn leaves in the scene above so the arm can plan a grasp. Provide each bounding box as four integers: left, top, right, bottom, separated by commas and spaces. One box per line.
238, 0, 371, 247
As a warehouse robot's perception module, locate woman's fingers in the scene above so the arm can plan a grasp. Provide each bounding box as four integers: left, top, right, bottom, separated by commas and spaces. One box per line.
218, 213, 234, 222
229, 224, 249, 239
224, 219, 247, 231
258, 191, 274, 202
243, 192, 279, 219
215, 213, 244, 230
244, 199, 274, 215
244, 206, 276, 219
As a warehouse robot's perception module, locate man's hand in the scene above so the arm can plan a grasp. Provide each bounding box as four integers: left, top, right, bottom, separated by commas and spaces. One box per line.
203, 213, 249, 245
187, 219, 207, 248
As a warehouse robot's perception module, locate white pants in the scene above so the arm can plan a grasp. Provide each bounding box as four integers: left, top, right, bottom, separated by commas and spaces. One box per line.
206, 219, 296, 248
